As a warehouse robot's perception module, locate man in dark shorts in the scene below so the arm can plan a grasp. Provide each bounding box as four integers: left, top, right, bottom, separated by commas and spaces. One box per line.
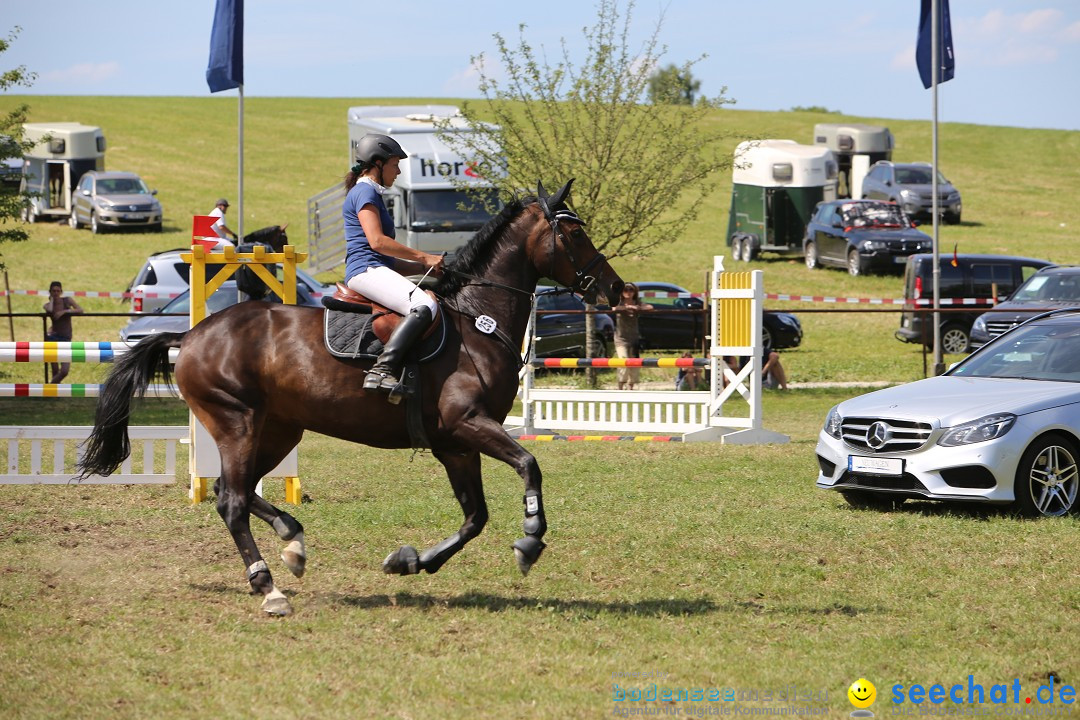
43, 281, 84, 383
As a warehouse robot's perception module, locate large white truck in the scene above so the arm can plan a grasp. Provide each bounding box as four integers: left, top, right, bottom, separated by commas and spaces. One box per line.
346, 105, 501, 255
306, 105, 501, 273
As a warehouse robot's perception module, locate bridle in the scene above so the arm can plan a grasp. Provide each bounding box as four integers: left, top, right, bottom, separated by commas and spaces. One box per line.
538, 199, 607, 298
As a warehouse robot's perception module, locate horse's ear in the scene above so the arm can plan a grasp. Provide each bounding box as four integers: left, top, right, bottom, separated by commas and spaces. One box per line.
280, 222, 289, 232
551, 179, 575, 207
536, 181, 552, 219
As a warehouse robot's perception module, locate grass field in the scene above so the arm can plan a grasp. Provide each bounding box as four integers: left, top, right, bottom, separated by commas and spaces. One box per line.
1, 97, 1079, 719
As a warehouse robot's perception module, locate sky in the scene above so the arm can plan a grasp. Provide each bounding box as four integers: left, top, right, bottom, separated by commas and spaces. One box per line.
3, 0, 1079, 132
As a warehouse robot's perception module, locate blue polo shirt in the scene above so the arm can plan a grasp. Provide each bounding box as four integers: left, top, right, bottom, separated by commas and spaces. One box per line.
343, 182, 395, 282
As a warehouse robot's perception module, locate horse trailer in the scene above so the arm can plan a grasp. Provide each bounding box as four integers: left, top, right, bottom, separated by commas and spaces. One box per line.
20, 122, 106, 223
727, 140, 837, 262
347, 105, 501, 255
812, 123, 893, 199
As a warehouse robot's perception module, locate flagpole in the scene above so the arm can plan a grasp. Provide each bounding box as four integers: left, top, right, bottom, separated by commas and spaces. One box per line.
238, 83, 244, 240
931, 0, 944, 375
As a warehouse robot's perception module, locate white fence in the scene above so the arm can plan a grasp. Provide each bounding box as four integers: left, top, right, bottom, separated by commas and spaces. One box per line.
508, 256, 788, 444
0, 426, 186, 485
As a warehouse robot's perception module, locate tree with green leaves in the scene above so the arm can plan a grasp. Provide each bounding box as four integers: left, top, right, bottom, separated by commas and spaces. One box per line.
443, 0, 734, 262
0, 27, 36, 270
648, 63, 702, 106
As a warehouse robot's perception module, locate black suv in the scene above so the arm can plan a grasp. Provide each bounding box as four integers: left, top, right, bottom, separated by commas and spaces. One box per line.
896, 253, 1052, 353
970, 266, 1080, 349
803, 199, 931, 276
862, 161, 962, 224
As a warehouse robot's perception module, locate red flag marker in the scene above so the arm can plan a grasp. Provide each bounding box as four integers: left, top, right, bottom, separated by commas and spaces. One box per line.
191, 238, 219, 253
192, 215, 218, 239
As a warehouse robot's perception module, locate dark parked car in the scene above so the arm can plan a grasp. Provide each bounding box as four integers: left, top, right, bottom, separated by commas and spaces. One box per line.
534, 286, 614, 358
803, 199, 932, 276
862, 160, 962, 224
896, 253, 1052, 353
607, 282, 802, 351
970, 266, 1080, 349
119, 280, 321, 343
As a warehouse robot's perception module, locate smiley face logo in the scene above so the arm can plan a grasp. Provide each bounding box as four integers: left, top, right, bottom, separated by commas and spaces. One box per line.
848, 678, 877, 709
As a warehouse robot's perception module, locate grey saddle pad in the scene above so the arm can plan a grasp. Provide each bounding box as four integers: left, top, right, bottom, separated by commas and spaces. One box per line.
323, 308, 447, 361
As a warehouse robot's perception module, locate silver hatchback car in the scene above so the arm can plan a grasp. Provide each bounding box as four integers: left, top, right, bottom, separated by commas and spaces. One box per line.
69, 170, 163, 233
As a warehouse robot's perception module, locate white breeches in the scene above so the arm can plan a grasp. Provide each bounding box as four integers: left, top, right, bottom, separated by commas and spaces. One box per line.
347, 265, 438, 316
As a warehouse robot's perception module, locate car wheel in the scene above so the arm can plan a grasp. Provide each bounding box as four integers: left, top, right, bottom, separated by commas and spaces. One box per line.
91, 211, 103, 234
150, 223, 162, 233
68, 212, 81, 229
740, 240, 755, 263
847, 248, 865, 276
805, 241, 819, 270
940, 324, 969, 354
840, 491, 905, 511
730, 237, 743, 262
762, 325, 773, 350
1013, 433, 1079, 517
945, 212, 961, 225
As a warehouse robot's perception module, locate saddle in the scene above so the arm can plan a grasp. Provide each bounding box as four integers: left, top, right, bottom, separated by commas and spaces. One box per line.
321, 284, 446, 451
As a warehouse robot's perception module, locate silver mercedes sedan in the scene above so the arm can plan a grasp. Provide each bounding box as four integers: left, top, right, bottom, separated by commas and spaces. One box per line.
816, 309, 1080, 517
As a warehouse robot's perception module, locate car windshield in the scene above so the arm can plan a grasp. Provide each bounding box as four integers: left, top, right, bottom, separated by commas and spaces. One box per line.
98, 177, 150, 195
951, 321, 1080, 381
894, 167, 948, 185
410, 189, 501, 232
841, 202, 908, 228
1009, 274, 1080, 303
160, 286, 242, 315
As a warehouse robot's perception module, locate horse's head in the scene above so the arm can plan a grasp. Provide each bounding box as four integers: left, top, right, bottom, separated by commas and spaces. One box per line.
531, 180, 623, 306
241, 223, 289, 252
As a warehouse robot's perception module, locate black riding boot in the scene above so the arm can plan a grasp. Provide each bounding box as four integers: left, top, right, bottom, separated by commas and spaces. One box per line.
363, 306, 434, 403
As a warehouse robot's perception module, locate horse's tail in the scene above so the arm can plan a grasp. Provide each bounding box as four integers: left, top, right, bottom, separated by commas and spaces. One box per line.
76, 332, 185, 479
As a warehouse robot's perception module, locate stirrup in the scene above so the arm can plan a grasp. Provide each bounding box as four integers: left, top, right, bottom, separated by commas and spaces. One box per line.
364, 370, 404, 404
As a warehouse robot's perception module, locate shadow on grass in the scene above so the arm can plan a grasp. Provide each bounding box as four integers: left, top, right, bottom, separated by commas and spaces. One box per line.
314, 591, 884, 618
849, 499, 1020, 521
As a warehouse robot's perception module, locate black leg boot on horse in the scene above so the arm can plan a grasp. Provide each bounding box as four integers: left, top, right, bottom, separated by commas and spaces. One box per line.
363, 305, 434, 404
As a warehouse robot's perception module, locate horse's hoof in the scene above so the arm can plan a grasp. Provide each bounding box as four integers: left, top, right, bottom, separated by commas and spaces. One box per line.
382, 545, 420, 575
261, 594, 293, 617
512, 536, 546, 577
281, 550, 306, 578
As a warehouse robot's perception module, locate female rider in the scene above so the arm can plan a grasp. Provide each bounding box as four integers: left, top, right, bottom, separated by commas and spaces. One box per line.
344, 134, 444, 399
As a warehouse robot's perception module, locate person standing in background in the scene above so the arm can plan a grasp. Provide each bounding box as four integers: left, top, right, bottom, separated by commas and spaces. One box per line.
43, 281, 83, 383
613, 282, 652, 390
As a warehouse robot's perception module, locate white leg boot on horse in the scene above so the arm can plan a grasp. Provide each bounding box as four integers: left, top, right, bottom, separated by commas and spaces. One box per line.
363, 306, 434, 403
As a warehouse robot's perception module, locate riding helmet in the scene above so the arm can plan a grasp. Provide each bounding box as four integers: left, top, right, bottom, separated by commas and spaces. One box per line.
354, 134, 409, 164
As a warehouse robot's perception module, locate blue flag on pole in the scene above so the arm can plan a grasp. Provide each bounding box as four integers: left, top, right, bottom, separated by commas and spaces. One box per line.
917, 0, 955, 89
206, 0, 243, 92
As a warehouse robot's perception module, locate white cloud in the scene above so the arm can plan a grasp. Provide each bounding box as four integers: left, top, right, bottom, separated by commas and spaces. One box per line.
40, 62, 121, 85
958, 8, 1078, 67
890, 44, 915, 71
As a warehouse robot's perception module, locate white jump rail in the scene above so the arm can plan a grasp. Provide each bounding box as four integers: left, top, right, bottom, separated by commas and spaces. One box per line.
1, 425, 186, 485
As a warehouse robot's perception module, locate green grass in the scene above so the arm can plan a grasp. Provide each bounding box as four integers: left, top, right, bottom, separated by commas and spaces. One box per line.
0, 98, 1079, 719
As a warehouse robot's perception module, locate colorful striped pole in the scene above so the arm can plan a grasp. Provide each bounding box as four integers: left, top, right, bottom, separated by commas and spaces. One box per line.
517, 434, 683, 442
0, 384, 179, 397
532, 357, 708, 368
0, 342, 180, 363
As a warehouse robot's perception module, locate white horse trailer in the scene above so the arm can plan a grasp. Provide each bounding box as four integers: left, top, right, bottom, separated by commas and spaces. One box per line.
812, 123, 893, 199
20, 122, 106, 223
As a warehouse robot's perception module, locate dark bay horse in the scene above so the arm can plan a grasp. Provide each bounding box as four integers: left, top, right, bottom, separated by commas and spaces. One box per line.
78, 181, 623, 616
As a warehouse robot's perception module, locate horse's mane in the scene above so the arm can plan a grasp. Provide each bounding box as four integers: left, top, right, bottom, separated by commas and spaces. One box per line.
242, 225, 284, 245
435, 194, 571, 298
434, 198, 528, 297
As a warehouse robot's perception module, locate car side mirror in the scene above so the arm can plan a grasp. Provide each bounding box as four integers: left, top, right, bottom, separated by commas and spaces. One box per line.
884, 180, 892, 186
151, 189, 158, 196
81, 189, 90, 196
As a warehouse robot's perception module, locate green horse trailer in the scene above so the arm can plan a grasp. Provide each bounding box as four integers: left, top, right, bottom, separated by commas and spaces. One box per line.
727, 140, 837, 262
812, 123, 893, 198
